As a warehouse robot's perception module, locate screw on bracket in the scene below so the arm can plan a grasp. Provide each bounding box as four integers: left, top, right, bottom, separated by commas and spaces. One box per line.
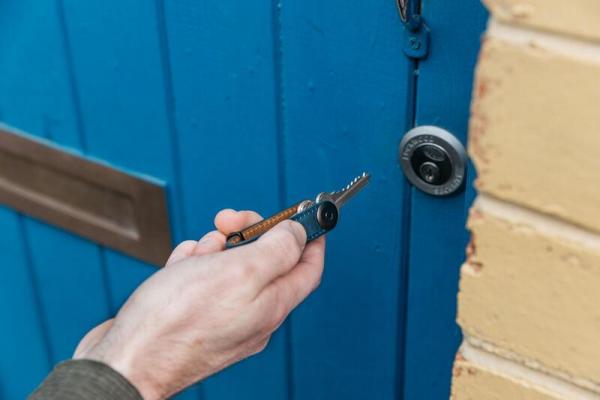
409, 37, 421, 50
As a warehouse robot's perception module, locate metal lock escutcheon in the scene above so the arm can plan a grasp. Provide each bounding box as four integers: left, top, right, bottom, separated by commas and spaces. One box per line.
399, 126, 467, 196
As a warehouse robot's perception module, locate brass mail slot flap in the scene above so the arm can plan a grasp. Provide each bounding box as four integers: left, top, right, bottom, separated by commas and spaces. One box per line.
0, 126, 172, 266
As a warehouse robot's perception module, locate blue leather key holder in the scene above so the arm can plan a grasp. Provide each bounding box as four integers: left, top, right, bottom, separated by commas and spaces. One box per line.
226, 201, 338, 248
225, 172, 370, 249
291, 201, 338, 242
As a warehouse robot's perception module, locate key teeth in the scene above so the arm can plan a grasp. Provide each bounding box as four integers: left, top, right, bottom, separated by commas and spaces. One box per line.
335, 172, 369, 195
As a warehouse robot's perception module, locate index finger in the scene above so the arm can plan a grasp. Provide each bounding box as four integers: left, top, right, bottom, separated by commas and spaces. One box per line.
192, 209, 264, 256
215, 209, 263, 235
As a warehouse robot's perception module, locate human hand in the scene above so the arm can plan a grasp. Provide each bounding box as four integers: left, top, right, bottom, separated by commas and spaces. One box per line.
74, 209, 326, 400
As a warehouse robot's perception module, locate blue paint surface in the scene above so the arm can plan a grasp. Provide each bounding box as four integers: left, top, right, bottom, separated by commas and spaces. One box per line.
0, 208, 50, 399
0, 0, 486, 398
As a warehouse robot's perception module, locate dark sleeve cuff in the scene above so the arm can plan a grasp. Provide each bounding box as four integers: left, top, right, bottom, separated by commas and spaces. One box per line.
29, 359, 143, 400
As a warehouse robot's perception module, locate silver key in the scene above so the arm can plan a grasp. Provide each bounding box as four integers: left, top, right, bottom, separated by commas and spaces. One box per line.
316, 172, 371, 208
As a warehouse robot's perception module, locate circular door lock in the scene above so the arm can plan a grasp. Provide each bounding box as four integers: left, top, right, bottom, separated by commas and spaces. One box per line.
398, 126, 467, 196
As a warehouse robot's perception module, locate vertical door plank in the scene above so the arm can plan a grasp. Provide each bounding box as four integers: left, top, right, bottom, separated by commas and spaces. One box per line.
58, 1, 202, 398
0, 0, 111, 376
403, 1, 488, 399
0, 207, 50, 399
0, 1, 79, 147
26, 221, 110, 363
279, 1, 411, 398
57, 0, 177, 308
162, 1, 287, 398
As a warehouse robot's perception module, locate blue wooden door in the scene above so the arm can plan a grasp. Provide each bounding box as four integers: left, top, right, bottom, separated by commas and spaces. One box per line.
0, 1, 486, 399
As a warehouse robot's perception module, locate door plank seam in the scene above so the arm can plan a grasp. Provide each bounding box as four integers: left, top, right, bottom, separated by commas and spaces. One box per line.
270, 1, 295, 399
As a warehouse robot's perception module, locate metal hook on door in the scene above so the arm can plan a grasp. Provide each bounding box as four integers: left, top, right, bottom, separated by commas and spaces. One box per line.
396, 0, 430, 59
397, 0, 409, 22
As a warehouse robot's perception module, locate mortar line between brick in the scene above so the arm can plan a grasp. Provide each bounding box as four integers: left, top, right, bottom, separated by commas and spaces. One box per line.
461, 337, 600, 399
475, 194, 600, 251
488, 18, 600, 65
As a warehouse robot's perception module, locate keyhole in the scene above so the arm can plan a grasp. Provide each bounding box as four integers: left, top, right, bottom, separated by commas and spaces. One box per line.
419, 162, 441, 184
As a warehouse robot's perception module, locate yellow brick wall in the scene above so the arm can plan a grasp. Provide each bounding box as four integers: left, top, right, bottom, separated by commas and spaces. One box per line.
452, 2, 600, 399
482, 0, 600, 43
453, 359, 561, 400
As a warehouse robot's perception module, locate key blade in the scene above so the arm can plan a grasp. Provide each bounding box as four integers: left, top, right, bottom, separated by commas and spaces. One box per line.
328, 172, 371, 208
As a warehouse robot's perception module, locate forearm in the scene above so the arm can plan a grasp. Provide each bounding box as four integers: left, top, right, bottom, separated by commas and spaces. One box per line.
29, 359, 142, 400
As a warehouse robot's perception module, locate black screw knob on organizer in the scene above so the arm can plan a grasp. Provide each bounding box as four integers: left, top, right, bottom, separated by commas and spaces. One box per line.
316, 201, 338, 230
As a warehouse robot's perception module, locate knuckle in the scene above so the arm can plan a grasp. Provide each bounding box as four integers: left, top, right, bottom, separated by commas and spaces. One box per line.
273, 304, 287, 329
311, 276, 322, 293
250, 337, 270, 356
232, 262, 256, 283
204, 231, 221, 241
224, 255, 256, 284
258, 337, 270, 352
170, 240, 196, 256
313, 269, 324, 289
178, 240, 197, 248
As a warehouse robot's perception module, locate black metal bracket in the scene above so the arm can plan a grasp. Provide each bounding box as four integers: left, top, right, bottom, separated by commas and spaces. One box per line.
397, 0, 430, 59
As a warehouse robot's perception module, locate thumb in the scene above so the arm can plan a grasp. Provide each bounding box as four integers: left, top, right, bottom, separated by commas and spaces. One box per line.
258, 219, 307, 254
225, 220, 307, 293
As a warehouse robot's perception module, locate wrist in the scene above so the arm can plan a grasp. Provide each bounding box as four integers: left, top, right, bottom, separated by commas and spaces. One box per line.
76, 338, 164, 400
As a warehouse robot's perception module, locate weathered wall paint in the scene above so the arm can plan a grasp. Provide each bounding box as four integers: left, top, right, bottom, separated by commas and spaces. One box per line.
453, 2, 600, 398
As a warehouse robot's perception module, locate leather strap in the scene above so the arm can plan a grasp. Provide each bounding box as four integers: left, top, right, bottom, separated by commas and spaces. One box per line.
226, 203, 301, 246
